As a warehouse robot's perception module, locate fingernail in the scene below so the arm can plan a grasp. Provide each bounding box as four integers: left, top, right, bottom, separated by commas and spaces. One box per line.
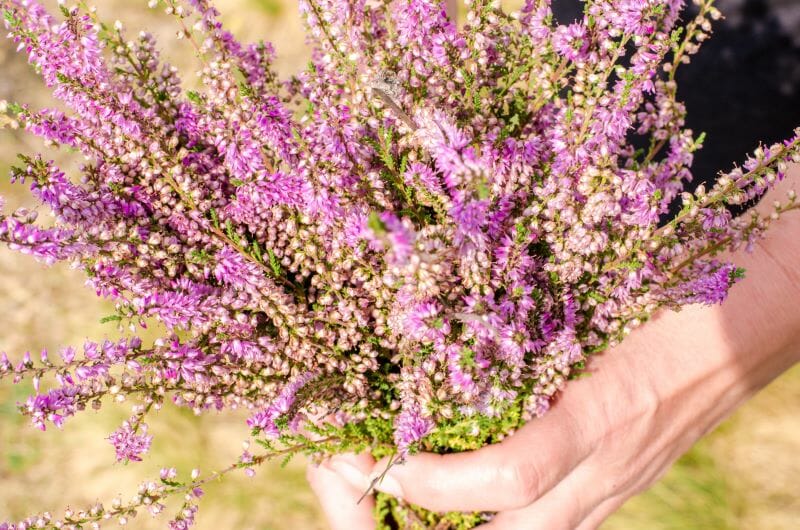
369, 471, 404, 499
328, 459, 370, 492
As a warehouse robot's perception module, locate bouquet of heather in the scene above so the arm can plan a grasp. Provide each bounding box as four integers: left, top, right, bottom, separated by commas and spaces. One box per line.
1, 0, 798, 528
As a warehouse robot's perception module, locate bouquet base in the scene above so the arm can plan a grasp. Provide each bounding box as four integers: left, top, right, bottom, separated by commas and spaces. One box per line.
375, 492, 492, 530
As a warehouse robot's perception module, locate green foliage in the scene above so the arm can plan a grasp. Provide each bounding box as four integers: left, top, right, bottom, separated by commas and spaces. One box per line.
5, 101, 24, 115
251, 240, 264, 263
690, 131, 707, 152
3, 8, 18, 27
266, 248, 282, 277
376, 493, 488, 530
252, 0, 284, 16
367, 211, 387, 235
225, 219, 239, 243
377, 127, 397, 172
209, 208, 221, 229
605, 444, 739, 530
186, 90, 203, 105
188, 248, 212, 265
422, 395, 526, 454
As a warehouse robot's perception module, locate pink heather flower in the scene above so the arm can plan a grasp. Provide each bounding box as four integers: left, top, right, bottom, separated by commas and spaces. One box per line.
247, 371, 318, 437
375, 212, 416, 265
553, 23, 589, 61
403, 161, 445, 196
400, 301, 449, 343
700, 207, 732, 231
24, 387, 80, 430
669, 262, 740, 306
108, 423, 153, 462
394, 402, 435, 457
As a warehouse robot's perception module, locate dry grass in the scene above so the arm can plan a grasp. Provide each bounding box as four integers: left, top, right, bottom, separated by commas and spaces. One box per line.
1, 2, 798, 528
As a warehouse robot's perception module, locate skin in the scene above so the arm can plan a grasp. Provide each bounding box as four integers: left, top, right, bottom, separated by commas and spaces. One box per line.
306, 165, 800, 529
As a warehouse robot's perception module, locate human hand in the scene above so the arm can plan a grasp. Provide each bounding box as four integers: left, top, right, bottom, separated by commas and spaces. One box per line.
307, 167, 800, 529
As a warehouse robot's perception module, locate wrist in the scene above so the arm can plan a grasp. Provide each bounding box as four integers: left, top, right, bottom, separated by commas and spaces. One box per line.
643, 167, 800, 436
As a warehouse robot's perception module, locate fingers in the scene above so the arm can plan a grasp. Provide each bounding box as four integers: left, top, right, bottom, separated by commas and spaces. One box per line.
369, 408, 590, 513
574, 494, 627, 530
476, 465, 595, 530
306, 452, 377, 530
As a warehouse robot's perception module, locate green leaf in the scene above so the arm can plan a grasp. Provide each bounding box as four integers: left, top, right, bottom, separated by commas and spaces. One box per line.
186, 91, 203, 105
670, 26, 685, 45
4, 10, 17, 26
618, 259, 644, 271
252, 241, 263, 263
730, 266, 746, 280
99, 314, 123, 324
367, 211, 386, 235
266, 248, 282, 277
377, 127, 396, 171
476, 179, 490, 200
514, 220, 530, 244
398, 152, 409, 175
587, 291, 606, 302
225, 219, 237, 242
6, 102, 24, 115
238, 80, 254, 99
459, 347, 476, 369
209, 208, 220, 229
189, 249, 211, 264
693, 131, 707, 151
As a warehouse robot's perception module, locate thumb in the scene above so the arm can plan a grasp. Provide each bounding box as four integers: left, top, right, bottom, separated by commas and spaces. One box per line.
307, 452, 377, 530
367, 410, 587, 513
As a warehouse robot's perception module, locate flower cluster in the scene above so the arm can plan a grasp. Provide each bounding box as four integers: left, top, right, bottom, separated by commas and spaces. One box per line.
1, 0, 798, 528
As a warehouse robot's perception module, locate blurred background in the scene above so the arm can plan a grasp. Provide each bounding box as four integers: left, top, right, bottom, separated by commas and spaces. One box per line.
0, 1, 798, 529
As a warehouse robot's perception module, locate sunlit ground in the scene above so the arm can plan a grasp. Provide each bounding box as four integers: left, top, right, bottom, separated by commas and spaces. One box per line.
1, 1, 798, 529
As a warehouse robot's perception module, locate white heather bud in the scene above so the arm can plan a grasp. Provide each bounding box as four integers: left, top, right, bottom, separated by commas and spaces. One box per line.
191, 468, 200, 480
114, 20, 123, 31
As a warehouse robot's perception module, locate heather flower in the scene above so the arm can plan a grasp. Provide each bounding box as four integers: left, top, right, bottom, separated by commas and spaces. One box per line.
108, 423, 153, 463
668, 261, 741, 306
553, 22, 589, 61
247, 371, 318, 438
394, 401, 435, 457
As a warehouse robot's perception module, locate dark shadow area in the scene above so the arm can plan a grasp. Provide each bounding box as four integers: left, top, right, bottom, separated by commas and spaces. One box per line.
552, 0, 800, 215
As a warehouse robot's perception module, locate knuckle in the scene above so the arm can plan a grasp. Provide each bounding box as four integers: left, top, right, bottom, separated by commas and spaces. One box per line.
497, 460, 540, 509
